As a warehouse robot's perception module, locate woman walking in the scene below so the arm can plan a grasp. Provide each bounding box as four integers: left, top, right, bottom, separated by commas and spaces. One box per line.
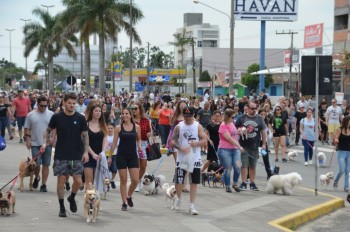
294, 104, 307, 145
217, 109, 243, 193
157, 102, 172, 147
300, 108, 317, 166
269, 105, 288, 162
259, 109, 273, 179
333, 115, 350, 192
109, 108, 141, 211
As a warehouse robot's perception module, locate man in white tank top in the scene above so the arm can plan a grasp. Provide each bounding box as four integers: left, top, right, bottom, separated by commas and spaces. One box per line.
171, 106, 207, 215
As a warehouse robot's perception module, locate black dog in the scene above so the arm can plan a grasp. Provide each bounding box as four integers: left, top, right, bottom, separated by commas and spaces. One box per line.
201, 161, 223, 187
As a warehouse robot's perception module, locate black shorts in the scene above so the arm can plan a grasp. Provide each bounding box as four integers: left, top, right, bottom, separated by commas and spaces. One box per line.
53, 160, 83, 176
174, 163, 201, 184
116, 155, 139, 169
83, 154, 97, 168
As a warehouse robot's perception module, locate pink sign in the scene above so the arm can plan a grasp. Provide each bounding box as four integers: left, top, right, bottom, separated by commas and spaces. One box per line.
304, 23, 323, 48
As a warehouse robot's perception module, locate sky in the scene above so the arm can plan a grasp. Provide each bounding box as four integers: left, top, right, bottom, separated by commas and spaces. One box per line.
0, 0, 334, 72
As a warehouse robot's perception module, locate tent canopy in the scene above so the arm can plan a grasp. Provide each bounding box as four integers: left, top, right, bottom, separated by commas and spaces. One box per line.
250, 66, 300, 75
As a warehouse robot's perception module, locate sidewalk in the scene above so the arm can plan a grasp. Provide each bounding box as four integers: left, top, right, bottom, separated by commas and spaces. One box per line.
0, 139, 346, 232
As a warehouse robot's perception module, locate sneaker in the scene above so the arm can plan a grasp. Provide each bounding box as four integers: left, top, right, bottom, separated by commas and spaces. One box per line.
135, 180, 142, 192
111, 181, 116, 189
65, 182, 70, 191
226, 187, 232, 193
59, 207, 67, 217
32, 176, 40, 189
175, 199, 182, 210
275, 158, 278, 162
334, 181, 338, 189
305, 162, 309, 166
308, 160, 313, 165
282, 158, 287, 163
250, 182, 259, 191
67, 196, 77, 213
127, 197, 133, 207
188, 207, 199, 215
9, 136, 13, 140
121, 203, 128, 211
239, 182, 247, 191
40, 184, 47, 192
232, 185, 241, 192
19, 139, 23, 143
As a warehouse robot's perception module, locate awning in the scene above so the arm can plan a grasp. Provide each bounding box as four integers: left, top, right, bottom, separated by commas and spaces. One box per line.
250, 66, 300, 75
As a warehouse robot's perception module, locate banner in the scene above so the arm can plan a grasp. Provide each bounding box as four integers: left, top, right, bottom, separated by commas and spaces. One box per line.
304, 23, 323, 48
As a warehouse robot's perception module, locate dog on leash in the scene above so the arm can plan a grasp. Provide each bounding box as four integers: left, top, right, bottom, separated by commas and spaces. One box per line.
84, 183, 101, 223
266, 172, 302, 195
201, 161, 224, 187
317, 152, 327, 167
287, 150, 299, 161
0, 191, 16, 215
103, 178, 110, 200
162, 183, 177, 209
19, 157, 36, 192
142, 174, 165, 196
320, 172, 334, 189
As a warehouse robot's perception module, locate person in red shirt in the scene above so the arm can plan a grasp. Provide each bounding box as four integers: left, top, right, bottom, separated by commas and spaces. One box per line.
12, 90, 32, 143
157, 102, 173, 147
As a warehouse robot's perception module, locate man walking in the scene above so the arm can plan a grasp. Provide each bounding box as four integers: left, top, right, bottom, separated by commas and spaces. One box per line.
24, 96, 54, 192
171, 107, 206, 215
41, 93, 89, 217
235, 101, 267, 191
12, 90, 32, 143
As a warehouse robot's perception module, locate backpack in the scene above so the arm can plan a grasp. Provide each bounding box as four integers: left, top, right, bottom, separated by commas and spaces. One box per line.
0, 136, 6, 151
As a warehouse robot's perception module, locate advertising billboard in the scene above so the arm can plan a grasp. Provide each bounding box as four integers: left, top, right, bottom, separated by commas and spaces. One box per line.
304, 23, 323, 48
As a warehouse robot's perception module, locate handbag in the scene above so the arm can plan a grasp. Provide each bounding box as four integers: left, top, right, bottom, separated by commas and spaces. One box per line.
146, 136, 162, 161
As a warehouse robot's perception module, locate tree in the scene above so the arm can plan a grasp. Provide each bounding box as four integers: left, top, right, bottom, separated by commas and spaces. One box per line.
23, 8, 78, 91
242, 63, 273, 91
0, 59, 26, 88
199, 70, 211, 82
169, 29, 192, 69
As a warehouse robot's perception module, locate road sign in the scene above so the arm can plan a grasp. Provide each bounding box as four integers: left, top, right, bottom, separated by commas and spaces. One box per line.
66, 75, 76, 85
235, 0, 298, 21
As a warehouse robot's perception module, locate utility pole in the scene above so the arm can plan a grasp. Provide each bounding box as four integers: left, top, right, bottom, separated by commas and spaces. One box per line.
190, 37, 196, 95
129, 0, 133, 93
146, 42, 150, 93
276, 30, 298, 97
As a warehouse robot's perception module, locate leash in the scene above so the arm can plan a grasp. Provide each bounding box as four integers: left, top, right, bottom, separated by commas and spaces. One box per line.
327, 147, 336, 173
151, 154, 167, 176
242, 148, 266, 167
0, 149, 44, 193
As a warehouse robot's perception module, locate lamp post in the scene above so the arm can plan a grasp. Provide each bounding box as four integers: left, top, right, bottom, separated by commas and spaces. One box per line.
129, 0, 133, 93
5, 29, 15, 64
193, 0, 235, 95
21, 19, 31, 80
41, 4, 55, 13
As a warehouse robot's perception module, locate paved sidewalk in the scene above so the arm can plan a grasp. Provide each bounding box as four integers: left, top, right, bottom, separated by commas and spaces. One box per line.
0, 139, 347, 232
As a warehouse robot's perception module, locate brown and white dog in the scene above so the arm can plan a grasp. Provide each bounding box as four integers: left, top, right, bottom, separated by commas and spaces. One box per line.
0, 191, 16, 215
84, 183, 101, 223
19, 157, 36, 192
162, 183, 177, 210
103, 178, 110, 200
320, 172, 334, 189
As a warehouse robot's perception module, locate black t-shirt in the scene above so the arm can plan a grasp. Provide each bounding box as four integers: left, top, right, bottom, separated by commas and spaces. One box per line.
269, 115, 287, 135
192, 106, 201, 119
49, 111, 88, 160
294, 111, 307, 125
235, 114, 266, 149
0, 104, 9, 117
143, 102, 151, 113
206, 122, 220, 148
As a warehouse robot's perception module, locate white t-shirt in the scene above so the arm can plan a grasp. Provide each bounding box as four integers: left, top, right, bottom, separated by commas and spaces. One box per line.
326, 105, 342, 124
176, 121, 201, 164
106, 135, 117, 156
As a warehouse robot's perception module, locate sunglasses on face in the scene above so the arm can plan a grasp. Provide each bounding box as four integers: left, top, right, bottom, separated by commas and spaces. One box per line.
275, 108, 281, 111
249, 107, 257, 110
131, 107, 139, 110
39, 104, 47, 107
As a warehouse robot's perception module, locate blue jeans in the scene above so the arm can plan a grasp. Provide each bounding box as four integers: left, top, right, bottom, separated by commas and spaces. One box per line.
158, 124, 171, 146
302, 139, 314, 162
0, 116, 8, 138
335, 150, 350, 190
217, 148, 241, 187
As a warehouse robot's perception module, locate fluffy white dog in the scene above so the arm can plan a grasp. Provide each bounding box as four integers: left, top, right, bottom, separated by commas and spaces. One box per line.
266, 172, 302, 195
162, 183, 177, 209
317, 152, 327, 167
141, 174, 165, 196
319, 172, 334, 189
287, 150, 299, 161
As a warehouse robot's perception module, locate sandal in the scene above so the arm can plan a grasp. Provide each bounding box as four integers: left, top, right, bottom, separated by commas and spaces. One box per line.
182, 188, 189, 193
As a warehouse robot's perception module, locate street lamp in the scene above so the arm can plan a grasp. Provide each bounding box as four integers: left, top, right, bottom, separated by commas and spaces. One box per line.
129, 0, 133, 93
41, 4, 55, 13
5, 29, 15, 64
193, 0, 235, 95
21, 19, 31, 80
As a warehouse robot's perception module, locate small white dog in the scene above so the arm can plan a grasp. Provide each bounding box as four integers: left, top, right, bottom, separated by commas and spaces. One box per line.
141, 174, 165, 196
266, 172, 302, 195
317, 152, 327, 167
162, 183, 177, 209
319, 172, 334, 189
287, 150, 299, 161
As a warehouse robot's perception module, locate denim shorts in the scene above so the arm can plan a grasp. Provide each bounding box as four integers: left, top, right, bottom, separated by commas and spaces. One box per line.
31, 146, 52, 166
16, 117, 26, 130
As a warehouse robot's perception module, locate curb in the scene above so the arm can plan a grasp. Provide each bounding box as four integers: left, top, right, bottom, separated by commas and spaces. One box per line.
268, 188, 345, 231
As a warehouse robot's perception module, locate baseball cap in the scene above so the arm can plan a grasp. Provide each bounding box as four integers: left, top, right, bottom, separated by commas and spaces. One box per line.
299, 103, 305, 108
183, 106, 193, 117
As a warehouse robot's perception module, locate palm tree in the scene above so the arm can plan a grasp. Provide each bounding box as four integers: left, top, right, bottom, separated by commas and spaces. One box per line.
23, 8, 78, 91
169, 29, 192, 69
62, 0, 143, 92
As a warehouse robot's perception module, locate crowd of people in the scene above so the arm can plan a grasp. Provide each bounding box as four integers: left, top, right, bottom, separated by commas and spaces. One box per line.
1, 88, 350, 217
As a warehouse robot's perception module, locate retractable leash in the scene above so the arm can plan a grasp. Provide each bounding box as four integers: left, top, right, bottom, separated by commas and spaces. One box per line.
305, 140, 336, 171
209, 142, 221, 165
0, 149, 43, 193
243, 148, 265, 167
151, 153, 167, 176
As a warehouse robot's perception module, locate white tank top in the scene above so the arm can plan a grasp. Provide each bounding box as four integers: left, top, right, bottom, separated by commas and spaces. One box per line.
177, 121, 201, 164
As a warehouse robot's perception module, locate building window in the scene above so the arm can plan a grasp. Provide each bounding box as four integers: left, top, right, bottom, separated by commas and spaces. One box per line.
335, 14, 348, 30
197, 41, 202, 47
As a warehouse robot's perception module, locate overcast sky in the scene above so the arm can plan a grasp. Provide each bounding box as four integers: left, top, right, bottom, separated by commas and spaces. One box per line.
0, 0, 334, 71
